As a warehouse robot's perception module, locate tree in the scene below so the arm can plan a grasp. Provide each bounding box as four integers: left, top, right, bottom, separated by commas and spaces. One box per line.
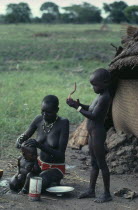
40, 2, 59, 23
0, 15, 5, 23
124, 6, 138, 24
103, 1, 128, 23
60, 13, 76, 23
41, 13, 56, 23
63, 2, 102, 23
5, 3, 31, 23
31, 17, 41, 23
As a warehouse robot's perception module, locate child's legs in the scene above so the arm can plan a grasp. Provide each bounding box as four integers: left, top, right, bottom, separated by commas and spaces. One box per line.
92, 138, 110, 194
9, 174, 25, 192
90, 150, 99, 190
78, 137, 99, 199
22, 172, 35, 192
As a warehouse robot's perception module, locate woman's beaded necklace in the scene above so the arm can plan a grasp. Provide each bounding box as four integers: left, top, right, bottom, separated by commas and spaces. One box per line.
42, 116, 58, 134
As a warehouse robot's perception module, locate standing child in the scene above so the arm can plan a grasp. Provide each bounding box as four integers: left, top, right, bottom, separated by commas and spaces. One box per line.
66, 68, 112, 203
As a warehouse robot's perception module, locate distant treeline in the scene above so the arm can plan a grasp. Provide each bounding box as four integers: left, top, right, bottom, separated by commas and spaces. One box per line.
0, 1, 138, 24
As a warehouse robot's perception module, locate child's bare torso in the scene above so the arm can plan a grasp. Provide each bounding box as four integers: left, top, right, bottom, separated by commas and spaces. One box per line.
87, 93, 110, 141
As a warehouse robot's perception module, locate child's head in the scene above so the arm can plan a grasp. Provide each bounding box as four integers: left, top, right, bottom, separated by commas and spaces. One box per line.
90, 68, 111, 94
21, 141, 37, 161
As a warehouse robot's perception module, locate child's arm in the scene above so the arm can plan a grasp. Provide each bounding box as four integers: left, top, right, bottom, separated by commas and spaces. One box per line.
67, 95, 110, 120
33, 161, 41, 174
79, 95, 110, 120
79, 103, 89, 111
17, 156, 22, 176
66, 98, 90, 111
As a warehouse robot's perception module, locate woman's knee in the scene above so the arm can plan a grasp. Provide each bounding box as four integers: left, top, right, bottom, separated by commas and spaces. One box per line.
39, 171, 50, 191
39, 169, 63, 190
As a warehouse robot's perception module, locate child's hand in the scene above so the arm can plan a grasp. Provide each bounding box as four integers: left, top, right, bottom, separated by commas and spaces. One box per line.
66, 98, 79, 109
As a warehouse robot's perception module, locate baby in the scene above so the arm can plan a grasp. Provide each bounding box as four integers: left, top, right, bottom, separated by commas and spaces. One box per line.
9, 140, 41, 194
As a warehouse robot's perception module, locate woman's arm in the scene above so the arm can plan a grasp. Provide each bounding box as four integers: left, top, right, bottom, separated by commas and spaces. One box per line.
16, 116, 40, 148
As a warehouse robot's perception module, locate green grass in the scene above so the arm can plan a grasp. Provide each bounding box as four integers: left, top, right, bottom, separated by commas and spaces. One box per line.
0, 24, 121, 157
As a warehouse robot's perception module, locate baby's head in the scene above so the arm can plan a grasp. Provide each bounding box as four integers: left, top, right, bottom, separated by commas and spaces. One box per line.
21, 141, 37, 161
90, 68, 111, 94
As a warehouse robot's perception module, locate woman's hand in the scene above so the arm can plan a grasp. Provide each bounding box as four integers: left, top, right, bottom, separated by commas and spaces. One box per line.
23, 139, 40, 148
16, 134, 28, 148
66, 98, 80, 109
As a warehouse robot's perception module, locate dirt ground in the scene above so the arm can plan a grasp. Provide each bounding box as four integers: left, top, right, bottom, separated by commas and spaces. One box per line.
0, 147, 138, 210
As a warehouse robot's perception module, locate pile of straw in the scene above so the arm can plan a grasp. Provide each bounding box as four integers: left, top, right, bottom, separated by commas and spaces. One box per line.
109, 26, 138, 77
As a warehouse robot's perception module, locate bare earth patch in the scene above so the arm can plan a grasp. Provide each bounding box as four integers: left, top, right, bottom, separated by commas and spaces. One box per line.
0, 147, 138, 210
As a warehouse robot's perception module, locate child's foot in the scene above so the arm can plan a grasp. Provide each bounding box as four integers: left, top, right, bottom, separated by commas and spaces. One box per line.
18, 188, 28, 195
94, 192, 112, 203
78, 189, 95, 199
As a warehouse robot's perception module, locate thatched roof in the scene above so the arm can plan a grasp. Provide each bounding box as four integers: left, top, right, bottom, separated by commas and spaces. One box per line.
108, 26, 138, 77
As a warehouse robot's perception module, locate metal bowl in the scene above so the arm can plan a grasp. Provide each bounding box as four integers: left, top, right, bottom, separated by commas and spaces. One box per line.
46, 186, 74, 196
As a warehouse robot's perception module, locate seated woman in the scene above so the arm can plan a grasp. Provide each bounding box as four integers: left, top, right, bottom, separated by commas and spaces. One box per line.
11, 95, 69, 193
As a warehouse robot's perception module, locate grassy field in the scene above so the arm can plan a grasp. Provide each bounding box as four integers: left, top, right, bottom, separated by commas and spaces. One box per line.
0, 24, 121, 157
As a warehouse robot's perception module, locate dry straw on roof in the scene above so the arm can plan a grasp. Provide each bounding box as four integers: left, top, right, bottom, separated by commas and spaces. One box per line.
109, 26, 138, 74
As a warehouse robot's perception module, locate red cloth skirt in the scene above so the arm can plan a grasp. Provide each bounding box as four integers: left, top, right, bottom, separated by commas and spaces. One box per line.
38, 157, 65, 175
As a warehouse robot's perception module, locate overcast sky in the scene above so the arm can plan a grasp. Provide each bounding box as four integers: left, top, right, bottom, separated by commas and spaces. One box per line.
0, 0, 137, 17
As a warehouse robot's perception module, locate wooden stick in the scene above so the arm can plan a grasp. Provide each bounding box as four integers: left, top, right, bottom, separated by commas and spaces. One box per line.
41, 196, 57, 201
68, 82, 77, 99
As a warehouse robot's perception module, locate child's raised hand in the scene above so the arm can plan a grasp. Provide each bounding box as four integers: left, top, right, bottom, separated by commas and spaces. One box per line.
66, 98, 79, 109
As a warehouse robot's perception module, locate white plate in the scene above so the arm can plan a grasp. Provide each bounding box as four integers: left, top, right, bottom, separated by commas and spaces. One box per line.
46, 186, 74, 193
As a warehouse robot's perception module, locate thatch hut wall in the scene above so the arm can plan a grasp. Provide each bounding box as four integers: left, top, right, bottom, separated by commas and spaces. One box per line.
109, 26, 138, 137
112, 80, 138, 138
